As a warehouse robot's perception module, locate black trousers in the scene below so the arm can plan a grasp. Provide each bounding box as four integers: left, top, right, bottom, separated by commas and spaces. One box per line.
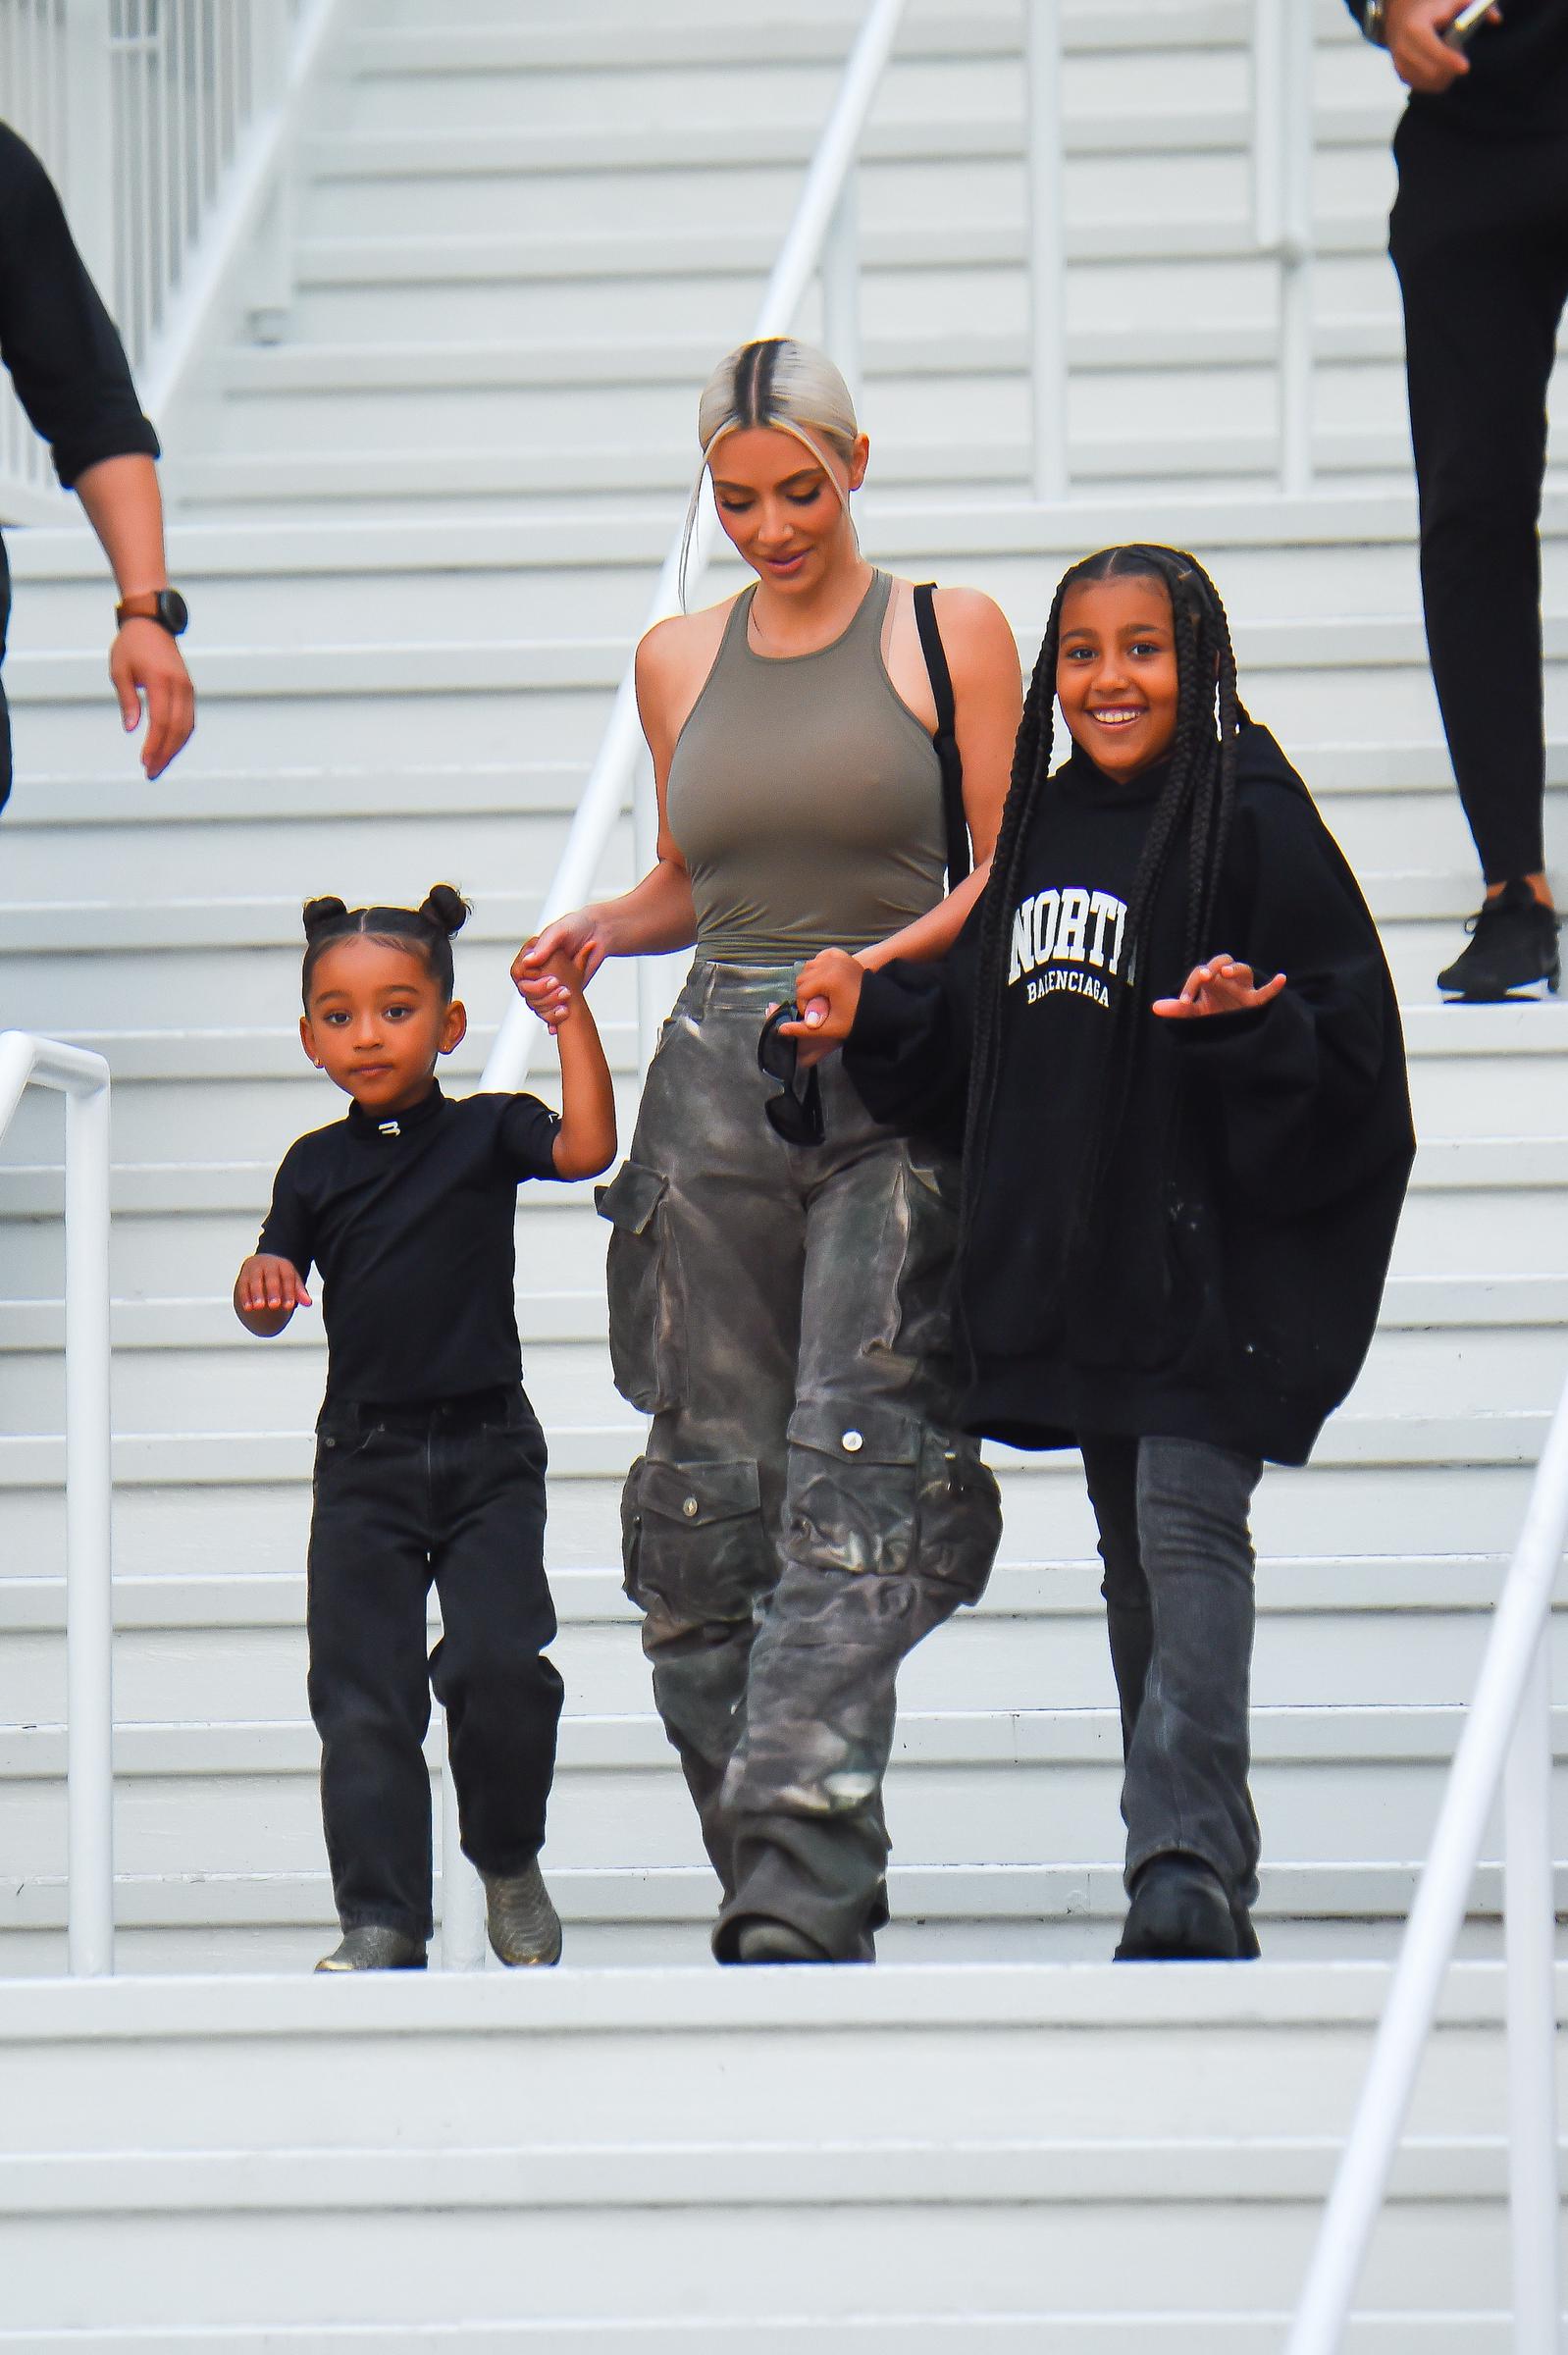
1389, 113, 1568, 883
1078, 1433, 1263, 1909
306, 1385, 563, 1943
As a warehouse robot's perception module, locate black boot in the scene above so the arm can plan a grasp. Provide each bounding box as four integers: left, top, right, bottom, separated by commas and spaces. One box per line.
1437, 880, 1560, 1001
729, 1916, 831, 1964
1115, 1854, 1257, 1962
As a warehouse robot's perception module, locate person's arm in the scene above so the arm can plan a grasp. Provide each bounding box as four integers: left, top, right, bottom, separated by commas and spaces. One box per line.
860, 589, 1023, 971
511, 615, 701, 1003
234, 1153, 314, 1335
0, 129, 195, 778
546, 955, 618, 1180
73, 453, 194, 780
1161, 786, 1408, 1206
788, 903, 983, 1144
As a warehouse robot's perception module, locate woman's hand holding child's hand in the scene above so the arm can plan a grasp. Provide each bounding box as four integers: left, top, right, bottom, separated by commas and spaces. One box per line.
516, 944, 592, 1037
512, 908, 617, 1007
782, 949, 865, 1068
234, 1254, 311, 1334
1152, 956, 1287, 1021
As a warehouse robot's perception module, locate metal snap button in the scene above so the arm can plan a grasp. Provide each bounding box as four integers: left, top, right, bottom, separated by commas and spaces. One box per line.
683, 1496, 700, 1518
842, 1430, 863, 1453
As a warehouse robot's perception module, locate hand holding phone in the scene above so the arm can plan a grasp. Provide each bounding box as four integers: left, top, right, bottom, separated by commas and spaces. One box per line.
1444, 0, 1499, 50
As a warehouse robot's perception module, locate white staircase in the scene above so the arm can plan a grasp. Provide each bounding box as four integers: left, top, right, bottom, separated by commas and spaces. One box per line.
1, 0, 1566, 2340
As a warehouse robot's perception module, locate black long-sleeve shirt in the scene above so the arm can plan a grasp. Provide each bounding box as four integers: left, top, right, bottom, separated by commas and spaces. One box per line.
255, 1082, 564, 1405
1342, 0, 1568, 136
0, 122, 161, 809
845, 725, 1416, 1467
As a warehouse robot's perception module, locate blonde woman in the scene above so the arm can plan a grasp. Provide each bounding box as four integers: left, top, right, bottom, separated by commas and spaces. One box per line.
514, 336, 1021, 1963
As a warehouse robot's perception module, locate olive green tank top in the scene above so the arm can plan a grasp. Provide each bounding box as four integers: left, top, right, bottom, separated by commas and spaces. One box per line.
665, 568, 947, 964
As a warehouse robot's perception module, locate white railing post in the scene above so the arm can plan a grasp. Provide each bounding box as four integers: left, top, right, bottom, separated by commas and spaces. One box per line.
0, 1033, 116, 1979
64, 1073, 114, 1978
440, 1716, 487, 1970
1256, 0, 1314, 496
1025, 0, 1068, 502
820, 175, 862, 407
1504, 1628, 1560, 2354
60, 0, 116, 295
1288, 1371, 1568, 2353
247, 0, 297, 343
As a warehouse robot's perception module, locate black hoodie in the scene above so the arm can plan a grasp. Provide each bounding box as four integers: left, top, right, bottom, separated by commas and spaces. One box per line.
845, 723, 1416, 1468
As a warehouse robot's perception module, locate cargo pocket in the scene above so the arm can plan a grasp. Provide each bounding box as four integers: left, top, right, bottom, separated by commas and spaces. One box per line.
862, 1155, 960, 1366
621, 1452, 772, 1624
912, 1429, 1001, 1605
597, 1159, 683, 1414
786, 1396, 922, 1581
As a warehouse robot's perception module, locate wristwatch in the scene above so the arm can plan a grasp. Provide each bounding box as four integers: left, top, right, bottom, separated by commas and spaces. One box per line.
115, 587, 189, 637
1363, 0, 1388, 44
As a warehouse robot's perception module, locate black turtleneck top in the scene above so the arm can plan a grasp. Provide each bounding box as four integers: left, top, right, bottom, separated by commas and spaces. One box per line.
255, 1081, 562, 1404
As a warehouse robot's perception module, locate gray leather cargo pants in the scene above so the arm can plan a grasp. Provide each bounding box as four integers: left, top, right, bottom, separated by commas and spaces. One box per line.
598, 961, 1002, 1961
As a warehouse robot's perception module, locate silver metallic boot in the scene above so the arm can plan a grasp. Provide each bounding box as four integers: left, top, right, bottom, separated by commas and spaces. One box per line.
482, 1858, 562, 1966
315, 1924, 427, 1972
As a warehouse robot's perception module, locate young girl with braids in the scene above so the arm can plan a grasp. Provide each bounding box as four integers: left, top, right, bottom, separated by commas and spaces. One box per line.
789, 546, 1415, 1960
234, 887, 615, 1972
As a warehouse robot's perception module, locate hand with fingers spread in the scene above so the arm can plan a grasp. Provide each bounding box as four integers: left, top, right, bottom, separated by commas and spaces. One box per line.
1152, 955, 1288, 1021
781, 948, 865, 1067
234, 1253, 312, 1336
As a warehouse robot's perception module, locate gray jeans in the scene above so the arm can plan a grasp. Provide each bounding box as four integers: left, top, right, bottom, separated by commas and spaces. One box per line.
1077, 1433, 1263, 1908
599, 961, 1002, 1960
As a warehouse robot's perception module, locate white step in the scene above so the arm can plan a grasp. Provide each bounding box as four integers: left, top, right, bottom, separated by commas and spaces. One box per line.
0, 1963, 1555, 2343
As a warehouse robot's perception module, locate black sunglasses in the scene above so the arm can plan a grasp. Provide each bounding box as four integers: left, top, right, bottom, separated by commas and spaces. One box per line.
757, 1003, 825, 1146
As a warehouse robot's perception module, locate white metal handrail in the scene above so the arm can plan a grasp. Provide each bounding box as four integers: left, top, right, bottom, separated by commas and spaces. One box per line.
1253, 0, 1316, 495
0, 1031, 114, 1976
0, 0, 340, 520
1288, 1375, 1568, 2351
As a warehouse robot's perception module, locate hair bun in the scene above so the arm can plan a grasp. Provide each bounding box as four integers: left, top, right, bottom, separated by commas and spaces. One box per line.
419, 884, 470, 937
301, 895, 349, 939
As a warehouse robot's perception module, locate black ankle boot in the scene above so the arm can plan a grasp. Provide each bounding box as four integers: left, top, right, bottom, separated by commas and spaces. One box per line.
1437, 880, 1560, 1001
1115, 1854, 1254, 1962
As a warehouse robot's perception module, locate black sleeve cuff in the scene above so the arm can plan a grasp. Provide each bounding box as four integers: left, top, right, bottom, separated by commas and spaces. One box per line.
847, 968, 921, 1055
54, 415, 161, 491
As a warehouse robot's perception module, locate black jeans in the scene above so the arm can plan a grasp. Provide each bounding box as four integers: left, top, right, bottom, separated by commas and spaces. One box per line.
1389, 112, 1568, 884
1078, 1433, 1263, 1909
306, 1385, 563, 1943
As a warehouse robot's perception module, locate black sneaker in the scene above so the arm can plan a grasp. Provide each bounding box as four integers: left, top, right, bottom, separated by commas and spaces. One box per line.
1437, 880, 1560, 1002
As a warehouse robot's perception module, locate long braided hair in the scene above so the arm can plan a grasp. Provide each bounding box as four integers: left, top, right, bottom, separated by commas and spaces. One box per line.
961, 545, 1248, 1287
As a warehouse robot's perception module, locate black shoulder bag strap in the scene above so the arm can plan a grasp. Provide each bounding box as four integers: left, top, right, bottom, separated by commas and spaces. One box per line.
914, 580, 970, 887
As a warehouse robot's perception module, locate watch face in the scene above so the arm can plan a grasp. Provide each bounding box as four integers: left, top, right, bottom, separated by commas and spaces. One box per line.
158, 588, 189, 636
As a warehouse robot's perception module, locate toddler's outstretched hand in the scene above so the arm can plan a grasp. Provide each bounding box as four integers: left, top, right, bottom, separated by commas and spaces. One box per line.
1152, 955, 1287, 1021
782, 949, 864, 1068
235, 1253, 311, 1334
